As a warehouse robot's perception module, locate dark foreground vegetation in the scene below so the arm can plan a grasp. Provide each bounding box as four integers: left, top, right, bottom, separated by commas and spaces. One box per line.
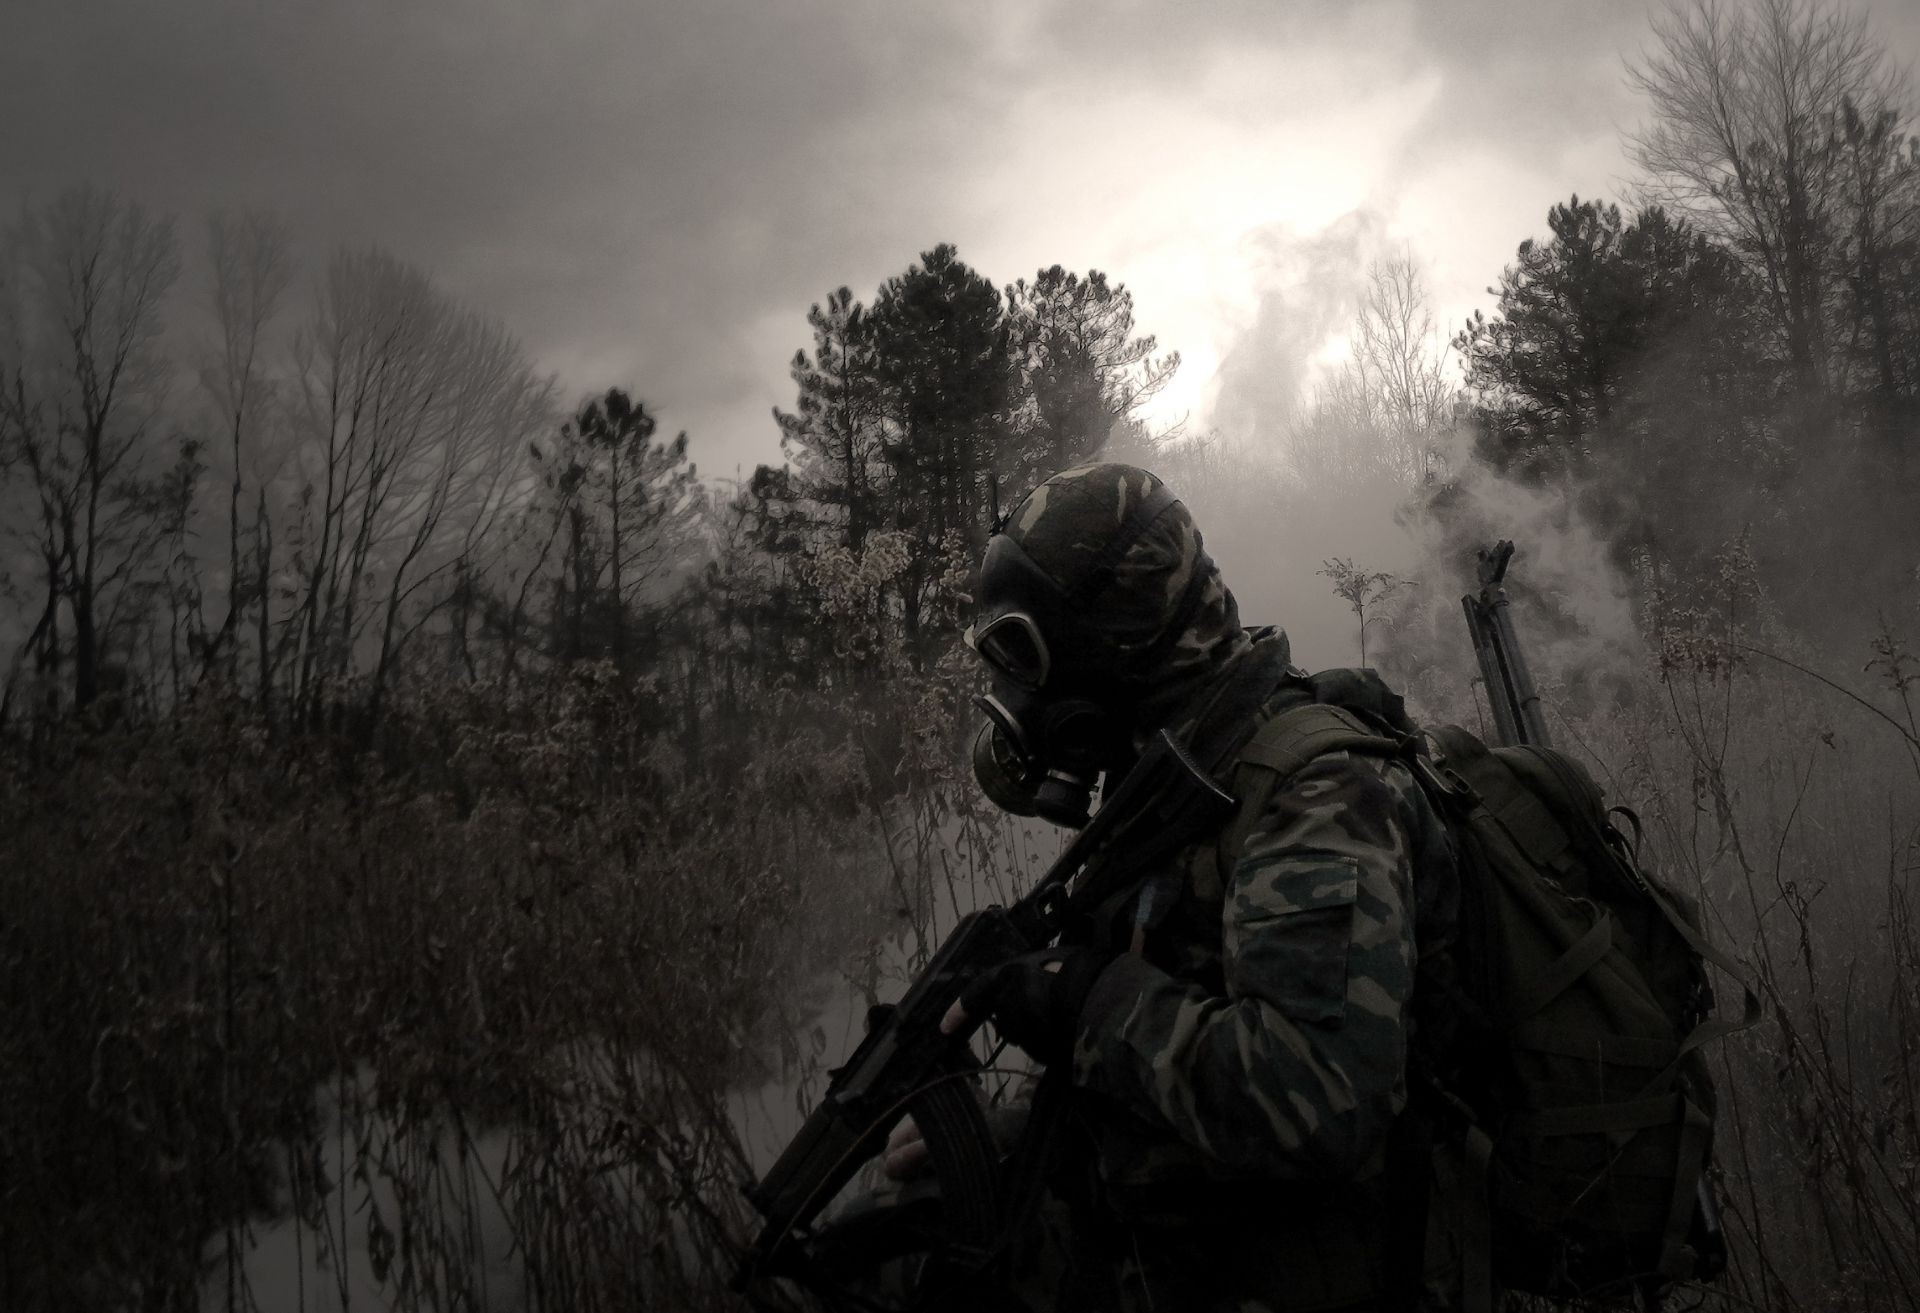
3, 0, 1919, 1308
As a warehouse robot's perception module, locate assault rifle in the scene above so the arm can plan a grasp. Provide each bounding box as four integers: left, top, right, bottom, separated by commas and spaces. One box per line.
737, 728, 1235, 1294
1461, 540, 1552, 749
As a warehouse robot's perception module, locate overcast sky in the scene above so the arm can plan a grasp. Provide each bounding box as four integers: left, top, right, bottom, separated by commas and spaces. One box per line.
5, 0, 1918, 486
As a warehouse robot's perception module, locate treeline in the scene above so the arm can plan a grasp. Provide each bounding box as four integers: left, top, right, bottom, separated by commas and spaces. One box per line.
2, 0, 1919, 1305
0, 215, 559, 731
0, 205, 1173, 791
6, 0, 1915, 754
1451, 0, 1920, 635
0, 212, 1180, 1304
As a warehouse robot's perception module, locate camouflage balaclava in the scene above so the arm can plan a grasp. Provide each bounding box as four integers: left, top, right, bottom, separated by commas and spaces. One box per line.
968, 463, 1249, 823
996, 462, 1246, 713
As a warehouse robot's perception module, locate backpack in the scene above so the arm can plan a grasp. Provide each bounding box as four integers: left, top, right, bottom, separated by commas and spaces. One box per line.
1219, 689, 1759, 1308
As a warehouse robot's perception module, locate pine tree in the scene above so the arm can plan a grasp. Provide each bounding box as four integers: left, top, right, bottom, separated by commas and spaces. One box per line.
534, 388, 696, 666
773, 288, 885, 553
1455, 198, 1772, 579
865, 244, 1011, 553
1003, 266, 1178, 489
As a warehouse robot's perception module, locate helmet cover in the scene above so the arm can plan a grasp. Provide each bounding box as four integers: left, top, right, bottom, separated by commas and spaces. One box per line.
987, 462, 1246, 715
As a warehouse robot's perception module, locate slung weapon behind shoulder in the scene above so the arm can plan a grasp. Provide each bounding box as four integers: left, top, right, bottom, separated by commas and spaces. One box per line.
1461, 539, 1551, 749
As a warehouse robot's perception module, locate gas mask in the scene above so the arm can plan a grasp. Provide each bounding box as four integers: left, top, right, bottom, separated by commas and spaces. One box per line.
964, 469, 1230, 827
964, 538, 1134, 828
970, 682, 1132, 828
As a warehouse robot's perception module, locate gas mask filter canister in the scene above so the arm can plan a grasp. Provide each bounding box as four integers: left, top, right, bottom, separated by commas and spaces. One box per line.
969, 685, 1129, 829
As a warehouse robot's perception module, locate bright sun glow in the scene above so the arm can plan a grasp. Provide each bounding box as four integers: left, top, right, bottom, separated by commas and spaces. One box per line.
974, 42, 1447, 445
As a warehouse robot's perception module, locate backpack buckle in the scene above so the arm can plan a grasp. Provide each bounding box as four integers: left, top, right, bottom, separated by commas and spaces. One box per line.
1410, 753, 1478, 812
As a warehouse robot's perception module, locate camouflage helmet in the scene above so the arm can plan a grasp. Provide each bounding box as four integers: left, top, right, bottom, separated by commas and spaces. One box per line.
978, 463, 1246, 715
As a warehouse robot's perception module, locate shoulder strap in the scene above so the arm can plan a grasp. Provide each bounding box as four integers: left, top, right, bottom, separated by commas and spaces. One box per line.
1218, 703, 1411, 876
1238, 702, 1408, 778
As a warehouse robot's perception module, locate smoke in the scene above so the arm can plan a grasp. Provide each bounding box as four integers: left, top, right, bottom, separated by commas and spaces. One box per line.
1207, 209, 1388, 450
1124, 209, 1408, 670
1389, 422, 1644, 727
1133, 210, 1645, 728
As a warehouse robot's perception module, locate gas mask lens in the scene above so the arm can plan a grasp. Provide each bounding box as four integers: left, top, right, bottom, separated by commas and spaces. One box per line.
965, 612, 1050, 690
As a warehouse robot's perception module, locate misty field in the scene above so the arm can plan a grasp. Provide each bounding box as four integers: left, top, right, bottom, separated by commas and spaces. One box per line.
6, 0, 1920, 1307
1, 549, 1917, 1311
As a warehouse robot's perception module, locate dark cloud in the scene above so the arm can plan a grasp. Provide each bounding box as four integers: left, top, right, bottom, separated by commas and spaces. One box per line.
2, 0, 1011, 472
1401, 0, 1655, 142
4, 0, 1916, 480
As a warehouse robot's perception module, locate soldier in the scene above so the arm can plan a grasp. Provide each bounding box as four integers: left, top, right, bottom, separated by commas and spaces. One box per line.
897, 461, 1462, 1312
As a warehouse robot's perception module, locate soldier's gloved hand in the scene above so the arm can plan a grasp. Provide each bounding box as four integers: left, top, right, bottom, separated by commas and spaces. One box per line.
939, 946, 1111, 1067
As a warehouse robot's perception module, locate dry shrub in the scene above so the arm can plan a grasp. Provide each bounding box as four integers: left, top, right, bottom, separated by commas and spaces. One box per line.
11, 584, 1915, 1312
0, 670, 892, 1311
1554, 620, 1920, 1313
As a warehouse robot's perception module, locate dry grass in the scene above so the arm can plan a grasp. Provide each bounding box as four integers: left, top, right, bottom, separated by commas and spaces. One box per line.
4, 606, 1917, 1311
1533, 616, 1920, 1312
0, 667, 899, 1311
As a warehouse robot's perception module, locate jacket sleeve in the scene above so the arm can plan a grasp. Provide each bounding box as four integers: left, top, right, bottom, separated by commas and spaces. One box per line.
1069, 749, 1425, 1182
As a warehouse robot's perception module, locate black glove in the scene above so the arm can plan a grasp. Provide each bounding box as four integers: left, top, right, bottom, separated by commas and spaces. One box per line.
955, 946, 1111, 1067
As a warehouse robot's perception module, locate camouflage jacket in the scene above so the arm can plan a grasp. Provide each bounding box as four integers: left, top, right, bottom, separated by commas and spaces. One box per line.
1055, 636, 1460, 1309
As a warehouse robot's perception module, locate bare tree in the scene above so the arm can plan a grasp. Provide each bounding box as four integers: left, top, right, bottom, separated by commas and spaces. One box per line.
0, 247, 57, 725
1831, 99, 1920, 408
0, 185, 186, 714
1627, 0, 1905, 393
281, 247, 553, 719
1352, 253, 1454, 445
1293, 252, 1453, 490
198, 210, 293, 702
